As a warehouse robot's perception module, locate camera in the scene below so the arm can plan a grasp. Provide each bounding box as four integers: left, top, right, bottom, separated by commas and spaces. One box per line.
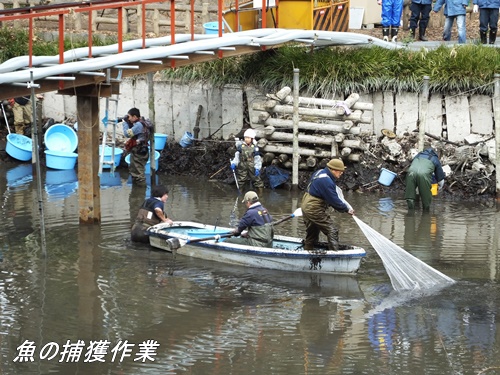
117, 114, 129, 122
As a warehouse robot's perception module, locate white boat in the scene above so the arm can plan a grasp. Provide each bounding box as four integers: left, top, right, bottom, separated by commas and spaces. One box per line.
147, 221, 366, 275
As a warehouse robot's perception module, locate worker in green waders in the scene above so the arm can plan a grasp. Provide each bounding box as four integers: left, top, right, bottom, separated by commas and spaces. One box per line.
404, 148, 445, 211
301, 158, 355, 251
230, 128, 264, 189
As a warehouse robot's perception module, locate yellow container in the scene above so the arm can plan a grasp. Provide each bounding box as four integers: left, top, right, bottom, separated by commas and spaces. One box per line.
431, 183, 438, 196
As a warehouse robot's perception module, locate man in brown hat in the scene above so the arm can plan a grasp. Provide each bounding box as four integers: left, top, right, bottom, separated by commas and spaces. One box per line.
301, 158, 354, 251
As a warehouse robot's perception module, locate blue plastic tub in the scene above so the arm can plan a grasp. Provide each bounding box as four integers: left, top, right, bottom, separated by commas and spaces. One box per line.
45, 150, 78, 170
44, 124, 78, 152
124, 150, 160, 174
154, 133, 168, 150
378, 168, 397, 186
179, 131, 195, 148
99, 146, 123, 168
203, 22, 223, 35
6, 134, 32, 161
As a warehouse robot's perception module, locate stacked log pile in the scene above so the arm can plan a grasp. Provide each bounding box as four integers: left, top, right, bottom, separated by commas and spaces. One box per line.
251, 87, 373, 170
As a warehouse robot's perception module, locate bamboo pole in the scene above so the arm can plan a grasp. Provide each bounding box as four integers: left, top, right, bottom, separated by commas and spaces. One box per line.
494, 74, 500, 197
292, 69, 299, 187
419, 76, 429, 151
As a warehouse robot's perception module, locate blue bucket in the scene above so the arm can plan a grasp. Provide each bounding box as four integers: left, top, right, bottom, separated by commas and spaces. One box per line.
6, 134, 32, 161
378, 168, 397, 186
44, 124, 78, 152
179, 131, 195, 148
124, 150, 160, 174
99, 146, 123, 168
45, 150, 78, 170
203, 22, 223, 35
154, 133, 168, 150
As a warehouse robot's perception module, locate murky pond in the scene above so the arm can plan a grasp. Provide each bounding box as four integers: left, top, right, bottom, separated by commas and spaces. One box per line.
1, 163, 500, 374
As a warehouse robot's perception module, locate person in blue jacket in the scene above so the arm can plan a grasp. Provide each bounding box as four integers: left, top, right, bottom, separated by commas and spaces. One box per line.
301, 159, 355, 251
225, 191, 274, 247
409, 0, 433, 40
404, 148, 446, 211
433, 0, 469, 44
378, 0, 404, 42
472, 0, 499, 44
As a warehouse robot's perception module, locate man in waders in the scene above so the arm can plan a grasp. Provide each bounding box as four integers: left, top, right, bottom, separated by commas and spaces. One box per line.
404, 148, 445, 211
230, 128, 264, 189
301, 158, 354, 251
225, 191, 274, 247
131, 185, 173, 243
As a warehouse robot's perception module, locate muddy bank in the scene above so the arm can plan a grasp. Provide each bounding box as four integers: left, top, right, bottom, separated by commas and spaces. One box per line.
158, 134, 497, 202
0, 124, 496, 202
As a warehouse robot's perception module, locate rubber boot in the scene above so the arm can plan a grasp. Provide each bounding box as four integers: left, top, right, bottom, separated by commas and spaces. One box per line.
480, 31, 487, 44
407, 199, 415, 210
489, 30, 497, 44
410, 28, 416, 40
419, 27, 428, 41
382, 28, 390, 42
391, 27, 399, 42
328, 228, 340, 251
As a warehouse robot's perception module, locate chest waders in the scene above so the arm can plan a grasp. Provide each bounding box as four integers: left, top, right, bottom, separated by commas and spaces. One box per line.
301, 174, 340, 250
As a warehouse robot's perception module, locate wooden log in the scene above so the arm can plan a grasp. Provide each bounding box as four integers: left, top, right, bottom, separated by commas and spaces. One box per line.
263, 144, 336, 158
347, 153, 361, 162
251, 111, 271, 124
341, 139, 366, 150
254, 126, 275, 138
262, 152, 275, 165
278, 154, 289, 164
266, 131, 338, 145
261, 117, 361, 135
257, 138, 268, 148
268, 86, 292, 101
261, 103, 371, 124
282, 95, 374, 111
341, 147, 352, 157
335, 93, 360, 116
334, 133, 346, 143
306, 156, 317, 168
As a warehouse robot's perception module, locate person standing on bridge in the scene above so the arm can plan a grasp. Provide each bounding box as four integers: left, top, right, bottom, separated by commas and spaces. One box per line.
433, 0, 469, 44
378, 0, 404, 42
122, 107, 149, 186
472, 0, 498, 44
409, 0, 432, 41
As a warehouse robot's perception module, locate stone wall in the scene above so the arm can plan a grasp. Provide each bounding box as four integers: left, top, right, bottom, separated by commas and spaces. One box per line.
41, 77, 496, 144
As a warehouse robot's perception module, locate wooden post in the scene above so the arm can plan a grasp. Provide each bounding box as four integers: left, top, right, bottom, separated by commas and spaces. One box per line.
292, 69, 299, 188
419, 76, 430, 151
77, 95, 101, 224
148, 72, 156, 182
494, 74, 500, 198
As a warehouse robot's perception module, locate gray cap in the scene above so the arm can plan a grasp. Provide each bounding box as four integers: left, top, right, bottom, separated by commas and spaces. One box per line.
242, 191, 259, 203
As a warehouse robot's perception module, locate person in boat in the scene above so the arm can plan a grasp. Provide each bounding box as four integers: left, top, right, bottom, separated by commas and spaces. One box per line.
131, 185, 173, 243
230, 128, 264, 189
224, 191, 274, 247
301, 158, 354, 251
404, 147, 445, 211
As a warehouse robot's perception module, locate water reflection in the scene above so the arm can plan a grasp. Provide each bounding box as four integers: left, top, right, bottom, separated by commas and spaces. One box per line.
0, 166, 499, 375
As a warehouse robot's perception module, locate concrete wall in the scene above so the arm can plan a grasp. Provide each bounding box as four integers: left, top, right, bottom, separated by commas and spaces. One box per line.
42, 78, 496, 144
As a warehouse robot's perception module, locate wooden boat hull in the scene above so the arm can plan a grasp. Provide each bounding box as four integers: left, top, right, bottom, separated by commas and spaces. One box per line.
148, 221, 366, 275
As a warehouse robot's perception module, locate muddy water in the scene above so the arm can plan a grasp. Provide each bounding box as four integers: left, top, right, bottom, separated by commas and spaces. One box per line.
1, 164, 500, 375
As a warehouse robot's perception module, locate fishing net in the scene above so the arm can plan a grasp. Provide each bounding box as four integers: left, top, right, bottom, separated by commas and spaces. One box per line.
353, 216, 455, 292
265, 165, 290, 189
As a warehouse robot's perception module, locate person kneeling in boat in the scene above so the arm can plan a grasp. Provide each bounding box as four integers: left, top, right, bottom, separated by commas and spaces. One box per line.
301, 158, 355, 251
131, 185, 173, 243
225, 191, 274, 247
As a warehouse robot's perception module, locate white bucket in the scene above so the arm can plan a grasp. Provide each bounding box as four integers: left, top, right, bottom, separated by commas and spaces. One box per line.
378, 168, 397, 186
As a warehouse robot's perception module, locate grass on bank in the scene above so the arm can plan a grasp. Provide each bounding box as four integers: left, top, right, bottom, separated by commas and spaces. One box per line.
0, 27, 498, 96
